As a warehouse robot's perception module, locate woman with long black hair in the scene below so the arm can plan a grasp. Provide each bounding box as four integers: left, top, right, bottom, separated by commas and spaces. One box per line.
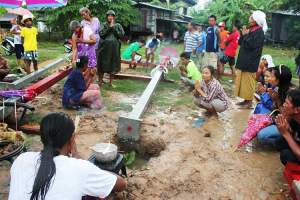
9, 112, 126, 200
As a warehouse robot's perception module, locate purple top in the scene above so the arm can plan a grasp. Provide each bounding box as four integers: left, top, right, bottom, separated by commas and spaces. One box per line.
81, 17, 101, 49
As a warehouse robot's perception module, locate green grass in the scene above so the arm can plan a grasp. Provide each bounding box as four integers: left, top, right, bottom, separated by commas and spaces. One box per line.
106, 102, 133, 112
262, 46, 298, 77
1, 41, 65, 73
102, 79, 147, 94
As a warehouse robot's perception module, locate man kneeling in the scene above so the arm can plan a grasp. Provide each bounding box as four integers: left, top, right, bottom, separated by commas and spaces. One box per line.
179, 52, 201, 87
275, 89, 300, 165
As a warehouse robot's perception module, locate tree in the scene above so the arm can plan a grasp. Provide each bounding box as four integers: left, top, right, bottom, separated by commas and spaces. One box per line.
36, 0, 139, 37
191, 0, 283, 26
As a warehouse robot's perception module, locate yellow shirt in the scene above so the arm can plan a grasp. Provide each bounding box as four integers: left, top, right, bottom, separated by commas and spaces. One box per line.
21, 27, 38, 51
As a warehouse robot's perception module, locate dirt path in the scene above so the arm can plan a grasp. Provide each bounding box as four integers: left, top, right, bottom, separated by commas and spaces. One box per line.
0, 80, 290, 199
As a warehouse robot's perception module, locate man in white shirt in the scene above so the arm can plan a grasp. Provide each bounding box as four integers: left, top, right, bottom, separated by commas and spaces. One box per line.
10, 18, 24, 72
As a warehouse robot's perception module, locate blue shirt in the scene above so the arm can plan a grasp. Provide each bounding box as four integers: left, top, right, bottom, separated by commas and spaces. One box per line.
184, 31, 201, 53
62, 68, 86, 108
206, 26, 219, 52
196, 31, 206, 53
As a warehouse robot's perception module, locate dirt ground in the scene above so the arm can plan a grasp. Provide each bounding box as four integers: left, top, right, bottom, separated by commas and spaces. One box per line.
0, 66, 291, 200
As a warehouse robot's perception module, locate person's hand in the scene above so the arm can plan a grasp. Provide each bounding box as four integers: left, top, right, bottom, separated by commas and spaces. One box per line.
257, 82, 266, 93
192, 89, 199, 97
275, 114, 292, 137
242, 26, 249, 35
76, 38, 84, 43
267, 88, 279, 100
199, 90, 207, 98
110, 19, 115, 27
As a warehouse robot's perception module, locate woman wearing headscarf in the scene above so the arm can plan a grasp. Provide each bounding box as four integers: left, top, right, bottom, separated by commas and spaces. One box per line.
80, 7, 101, 50
97, 10, 124, 87
235, 10, 267, 108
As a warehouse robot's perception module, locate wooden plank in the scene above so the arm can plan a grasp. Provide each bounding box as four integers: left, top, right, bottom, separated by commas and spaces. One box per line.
121, 60, 156, 68
114, 73, 175, 83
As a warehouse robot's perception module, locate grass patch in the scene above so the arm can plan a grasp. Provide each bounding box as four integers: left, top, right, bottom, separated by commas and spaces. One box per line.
26, 112, 44, 124
1, 41, 65, 73
106, 102, 133, 112
102, 79, 147, 94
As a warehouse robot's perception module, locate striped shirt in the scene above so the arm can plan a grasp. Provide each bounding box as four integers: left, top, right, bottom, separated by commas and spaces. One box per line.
196, 78, 230, 109
184, 31, 201, 53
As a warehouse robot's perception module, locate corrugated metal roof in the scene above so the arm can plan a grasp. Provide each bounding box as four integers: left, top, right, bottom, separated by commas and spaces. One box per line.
157, 18, 189, 24
272, 10, 300, 16
137, 2, 175, 12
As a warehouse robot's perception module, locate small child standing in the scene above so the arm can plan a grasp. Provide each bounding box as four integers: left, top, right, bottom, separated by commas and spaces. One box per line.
20, 15, 38, 74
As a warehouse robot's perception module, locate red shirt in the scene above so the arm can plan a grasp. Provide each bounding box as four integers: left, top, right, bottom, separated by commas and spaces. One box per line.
225, 30, 240, 57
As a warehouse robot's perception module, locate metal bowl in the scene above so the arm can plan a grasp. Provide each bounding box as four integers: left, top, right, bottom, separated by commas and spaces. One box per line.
91, 143, 118, 162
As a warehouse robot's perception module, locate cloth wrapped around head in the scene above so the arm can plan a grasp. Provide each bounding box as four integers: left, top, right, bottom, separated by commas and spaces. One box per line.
252, 10, 268, 33
261, 55, 275, 68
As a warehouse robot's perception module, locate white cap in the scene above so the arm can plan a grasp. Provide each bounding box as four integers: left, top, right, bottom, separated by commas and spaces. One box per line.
21, 14, 34, 24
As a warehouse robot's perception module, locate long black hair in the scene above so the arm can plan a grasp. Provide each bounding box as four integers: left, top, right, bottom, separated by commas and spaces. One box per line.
76, 55, 89, 69
30, 112, 75, 200
271, 65, 292, 103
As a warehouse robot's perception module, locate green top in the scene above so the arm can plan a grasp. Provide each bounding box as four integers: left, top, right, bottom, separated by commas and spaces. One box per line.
187, 60, 202, 81
122, 42, 141, 60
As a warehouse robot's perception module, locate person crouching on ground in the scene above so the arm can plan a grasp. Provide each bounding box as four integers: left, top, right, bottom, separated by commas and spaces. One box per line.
9, 112, 126, 200
179, 52, 202, 87
145, 33, 163, 66
21, 15, 38, 74
122, 39, 146, 69
193, 65, 230, 116
274, 89, 300, 165
62, 56, 102, 110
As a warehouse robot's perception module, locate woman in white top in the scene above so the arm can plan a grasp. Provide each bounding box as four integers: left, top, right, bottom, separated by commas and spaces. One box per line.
79, 7, 101, 50
9, 112, 126, 200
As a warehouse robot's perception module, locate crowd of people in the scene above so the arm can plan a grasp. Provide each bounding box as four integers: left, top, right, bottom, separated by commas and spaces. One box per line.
180, 8, 300, 177
4, 5, 300, 200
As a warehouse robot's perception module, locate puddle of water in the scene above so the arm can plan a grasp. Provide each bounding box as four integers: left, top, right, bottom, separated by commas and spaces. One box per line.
127, 155, 149, 170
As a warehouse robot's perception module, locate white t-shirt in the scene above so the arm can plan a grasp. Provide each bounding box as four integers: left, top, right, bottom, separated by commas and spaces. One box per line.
83, 26, 94, 41
9, 152, 117, 200
10, 25, 22, 45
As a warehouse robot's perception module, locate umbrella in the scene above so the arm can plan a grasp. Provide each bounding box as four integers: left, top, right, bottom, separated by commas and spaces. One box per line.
0, 0, 68, 9
6, 7, 33, 16
237, 114, 273, 148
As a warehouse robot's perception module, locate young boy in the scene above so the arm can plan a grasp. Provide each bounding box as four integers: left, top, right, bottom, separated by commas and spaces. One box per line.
20, 15, 38, 74
179, 52, 202, 87
220, 20, 241, 77
145, 33, 163, 66
122, 39, 145, 69
10, 18, 24, 72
